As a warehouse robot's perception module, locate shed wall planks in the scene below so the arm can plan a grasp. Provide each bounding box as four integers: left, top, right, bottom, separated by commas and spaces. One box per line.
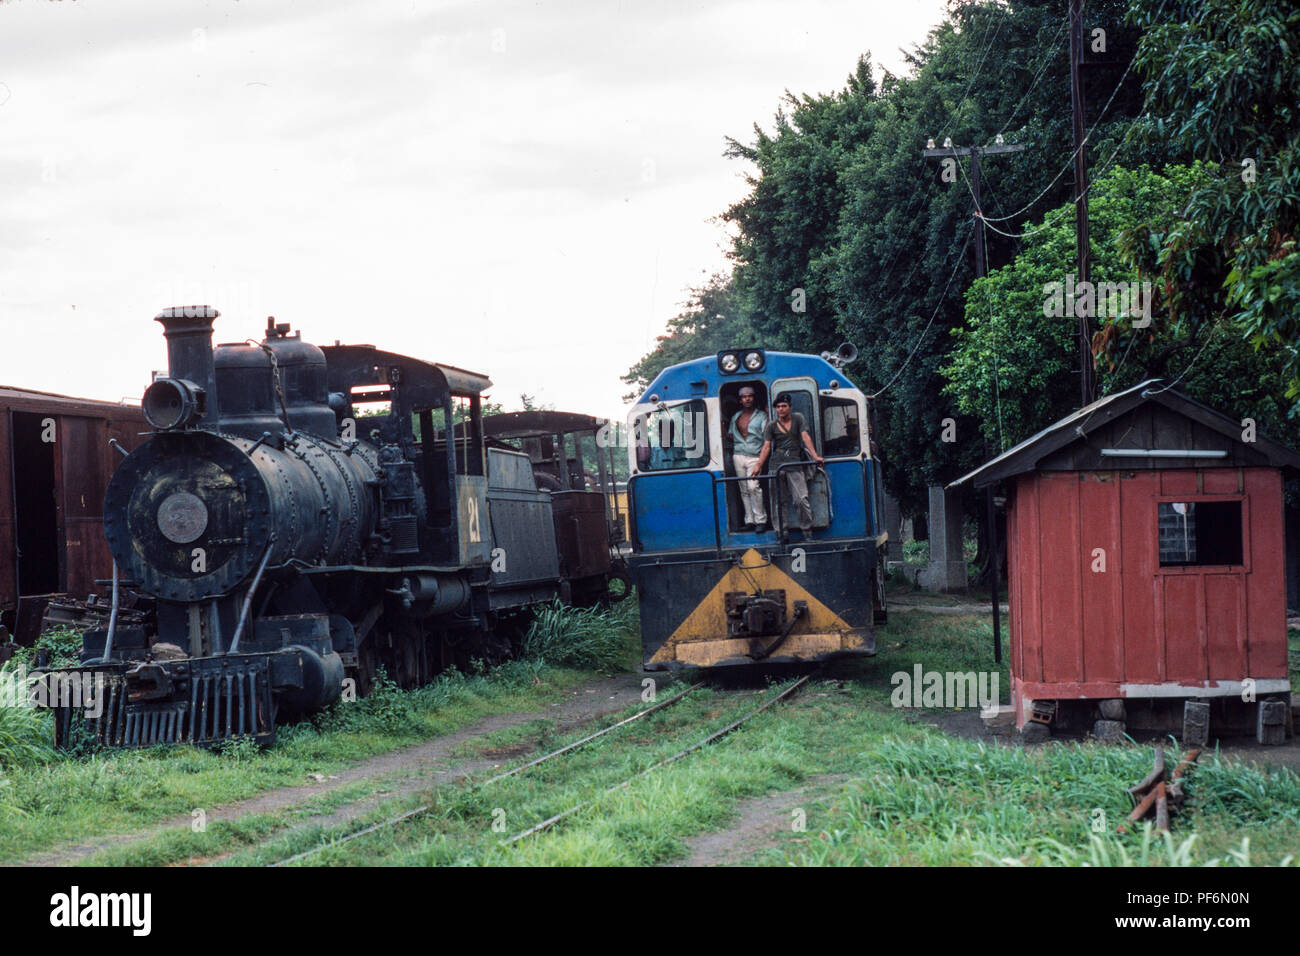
1008, 467, 1286, 694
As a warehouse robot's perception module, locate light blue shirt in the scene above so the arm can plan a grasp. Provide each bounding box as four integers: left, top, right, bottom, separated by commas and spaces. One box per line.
729, 408, 767, 457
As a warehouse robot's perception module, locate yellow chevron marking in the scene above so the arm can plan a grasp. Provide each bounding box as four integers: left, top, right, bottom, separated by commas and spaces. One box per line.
650, 548, 858, 664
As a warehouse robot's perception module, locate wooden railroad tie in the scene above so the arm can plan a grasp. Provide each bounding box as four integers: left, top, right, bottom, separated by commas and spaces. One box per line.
1116, 747, 1201, 835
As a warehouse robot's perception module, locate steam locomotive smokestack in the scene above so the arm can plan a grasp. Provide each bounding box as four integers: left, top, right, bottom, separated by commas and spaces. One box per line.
155, 305, 220, 425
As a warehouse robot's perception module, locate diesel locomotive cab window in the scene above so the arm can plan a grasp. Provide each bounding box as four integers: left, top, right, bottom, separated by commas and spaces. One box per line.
636, 400, 709, 471
1158, 501, 1243, 567
821, 397, 861, 457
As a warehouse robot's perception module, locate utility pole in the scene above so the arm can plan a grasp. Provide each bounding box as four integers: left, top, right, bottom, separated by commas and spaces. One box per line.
923, 141, 1025, 277
923, 139, 1026, 665
1070, 0, 1095, 407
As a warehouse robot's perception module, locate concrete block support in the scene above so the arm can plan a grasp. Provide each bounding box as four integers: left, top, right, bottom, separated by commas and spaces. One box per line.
883, 494, 905, 563
1258, 698, 1288, 745
923, 484, 967, 592
1183, 700, 1210, 747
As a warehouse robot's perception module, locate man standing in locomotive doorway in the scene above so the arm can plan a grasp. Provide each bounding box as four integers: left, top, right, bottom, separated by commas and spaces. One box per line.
752, 392, 823, 537
729, 386, 768, 530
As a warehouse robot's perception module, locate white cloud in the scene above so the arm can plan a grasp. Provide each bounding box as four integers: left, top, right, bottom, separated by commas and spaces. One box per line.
0, 0, 948, 421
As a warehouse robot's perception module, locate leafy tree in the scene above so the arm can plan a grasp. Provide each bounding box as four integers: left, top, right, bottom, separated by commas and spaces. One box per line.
1125, 0, 1300, 400
518, 393, 555, 412
945, 162, 1298, 450
626, 0, 1150, 518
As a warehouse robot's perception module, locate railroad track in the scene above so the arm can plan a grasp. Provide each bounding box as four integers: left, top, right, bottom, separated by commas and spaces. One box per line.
503, 672, 813, 844
268, 672, 814, 866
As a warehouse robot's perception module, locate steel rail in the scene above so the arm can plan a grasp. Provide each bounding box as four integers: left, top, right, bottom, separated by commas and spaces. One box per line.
268, 679, 703, 867
478, 681, 704, 786
503, 672, 814, 845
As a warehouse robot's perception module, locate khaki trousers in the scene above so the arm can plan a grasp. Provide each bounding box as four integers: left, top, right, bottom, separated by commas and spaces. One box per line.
776, 465, 813, 532
732, 452, 767, 525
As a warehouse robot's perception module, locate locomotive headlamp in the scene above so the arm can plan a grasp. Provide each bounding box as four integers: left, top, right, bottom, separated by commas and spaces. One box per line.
142, 377, 204, 430
718, 349, 764, 374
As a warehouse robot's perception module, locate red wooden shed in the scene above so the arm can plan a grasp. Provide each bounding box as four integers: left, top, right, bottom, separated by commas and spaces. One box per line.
952, 381, 1299, 743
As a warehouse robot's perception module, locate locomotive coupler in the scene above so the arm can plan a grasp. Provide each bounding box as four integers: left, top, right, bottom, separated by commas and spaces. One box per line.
725, 589, 787, 638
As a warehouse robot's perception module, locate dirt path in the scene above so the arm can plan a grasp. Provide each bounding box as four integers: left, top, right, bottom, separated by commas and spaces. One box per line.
890, 600, 1009, 616
673, 774, 847, 867
19, 673, 650, 867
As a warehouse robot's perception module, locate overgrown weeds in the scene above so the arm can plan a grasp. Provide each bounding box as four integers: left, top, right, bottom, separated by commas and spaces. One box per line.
521, 600, 636, 673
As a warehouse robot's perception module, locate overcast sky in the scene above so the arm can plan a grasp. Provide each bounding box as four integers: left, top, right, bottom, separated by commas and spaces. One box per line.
0, 0, 948, 421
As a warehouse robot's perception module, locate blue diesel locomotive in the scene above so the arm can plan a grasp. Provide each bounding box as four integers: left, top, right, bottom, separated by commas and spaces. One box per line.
626, 345, 888, 669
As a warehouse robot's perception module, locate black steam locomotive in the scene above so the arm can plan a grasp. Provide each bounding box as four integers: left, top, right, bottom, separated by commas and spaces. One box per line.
44, 306, 624, 749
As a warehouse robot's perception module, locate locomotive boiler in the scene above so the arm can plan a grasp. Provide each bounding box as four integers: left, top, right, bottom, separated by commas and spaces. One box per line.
45, 306, 617, 749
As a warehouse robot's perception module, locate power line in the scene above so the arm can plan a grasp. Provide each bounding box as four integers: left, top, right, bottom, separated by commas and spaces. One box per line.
990, 18, 1070, 144
937, 5, 1008, 144
974, 6, 1189, 232
868, 230, 973, 400
1144, 319, 1225, 396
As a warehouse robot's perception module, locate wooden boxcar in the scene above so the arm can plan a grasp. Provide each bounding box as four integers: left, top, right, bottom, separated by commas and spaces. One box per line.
953, 381, 1299, 742
0, 386, 146, 638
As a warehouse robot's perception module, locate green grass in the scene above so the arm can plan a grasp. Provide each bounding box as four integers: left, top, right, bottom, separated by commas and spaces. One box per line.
225, 679, 801, 867
0, 664, 55, 770
0, 659, 600, 863
761, 734, 1300, 866
6, 606, 1297, 867
79, 777, 397, 867
522, 598, 640, 673
869, 610, 1010, 705
0, 599, 643, 863
450, 719, 556, 759
222, 613, 1299, 868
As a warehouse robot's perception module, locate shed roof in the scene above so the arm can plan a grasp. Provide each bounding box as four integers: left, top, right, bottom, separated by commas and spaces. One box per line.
949, 380, 1300, 489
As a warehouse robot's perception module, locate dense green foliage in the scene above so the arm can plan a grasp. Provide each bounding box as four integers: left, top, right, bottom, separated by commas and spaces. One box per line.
943, 162, 1299, 449
625, 0, 1148, 515
522, 599, 639, 673
627, 0, 1300, 522
1127, 0, 1300, 397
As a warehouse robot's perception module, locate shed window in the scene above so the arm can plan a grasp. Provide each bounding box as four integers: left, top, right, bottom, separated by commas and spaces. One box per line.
1158, 501, 1243, 566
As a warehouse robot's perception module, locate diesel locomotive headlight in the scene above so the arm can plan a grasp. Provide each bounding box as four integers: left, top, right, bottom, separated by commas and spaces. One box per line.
142, 377, 203, 430
743, 350, 764, 371
719, 352, 740, 373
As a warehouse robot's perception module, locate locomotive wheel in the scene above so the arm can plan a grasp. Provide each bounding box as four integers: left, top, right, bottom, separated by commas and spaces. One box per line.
399, 626, 422, 689
356, 641, 379, 697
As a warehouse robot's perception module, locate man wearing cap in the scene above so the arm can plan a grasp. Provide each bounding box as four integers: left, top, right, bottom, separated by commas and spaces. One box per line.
728, 387, 768, 530
752, 392, 824, 537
